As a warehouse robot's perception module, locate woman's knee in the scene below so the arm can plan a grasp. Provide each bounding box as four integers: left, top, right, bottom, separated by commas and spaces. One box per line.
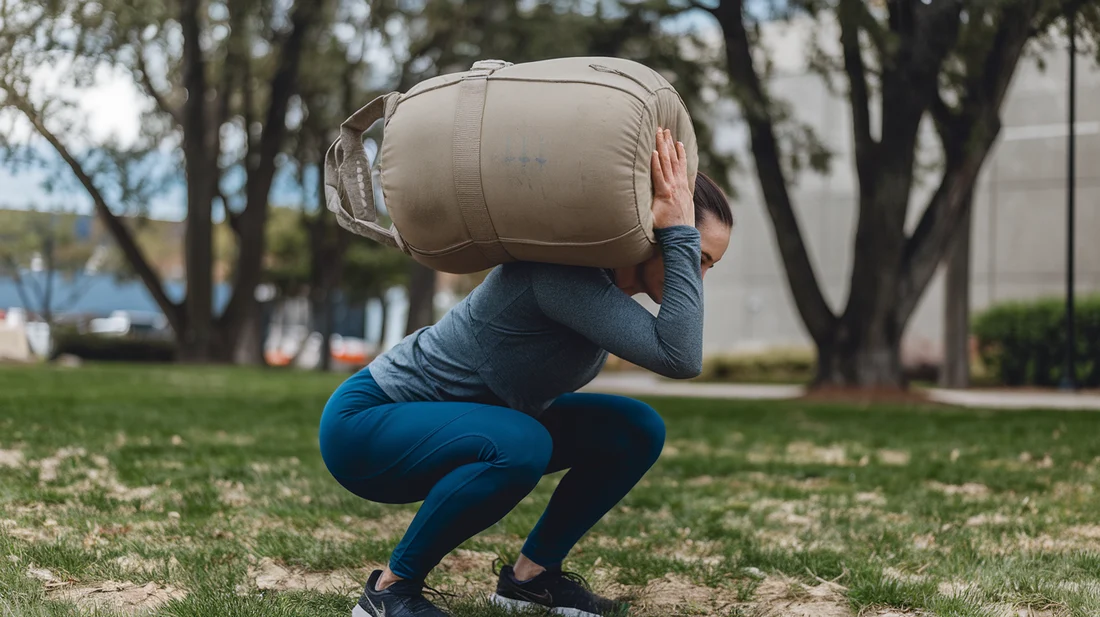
613, 399, 666, 464
485, 414, 554, 482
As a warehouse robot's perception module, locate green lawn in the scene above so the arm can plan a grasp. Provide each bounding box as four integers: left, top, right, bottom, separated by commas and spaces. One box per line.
2, 364, 1099, 617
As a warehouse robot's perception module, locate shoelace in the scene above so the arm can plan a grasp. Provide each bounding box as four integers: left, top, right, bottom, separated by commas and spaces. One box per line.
557, 569, 594, 591
385, 580, 456, 615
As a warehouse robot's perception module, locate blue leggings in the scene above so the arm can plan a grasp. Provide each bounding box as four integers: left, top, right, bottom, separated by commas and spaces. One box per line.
318, 368, 665, 581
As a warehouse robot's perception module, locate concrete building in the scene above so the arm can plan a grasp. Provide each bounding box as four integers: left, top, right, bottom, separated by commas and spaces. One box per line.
698, 16, 1100, 361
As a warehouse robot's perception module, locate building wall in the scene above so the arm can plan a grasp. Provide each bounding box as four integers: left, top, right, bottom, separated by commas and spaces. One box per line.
701, 21, 1100, 361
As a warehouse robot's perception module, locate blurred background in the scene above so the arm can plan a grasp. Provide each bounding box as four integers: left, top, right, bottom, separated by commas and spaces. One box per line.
0, 0, 1098, 391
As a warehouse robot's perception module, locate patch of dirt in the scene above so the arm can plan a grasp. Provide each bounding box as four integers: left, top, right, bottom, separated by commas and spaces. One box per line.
113, 554, 179, 573
1067, 524, 1100, 540
882, 567, 929, 584
785, 441, 849, 466
35, 447, 86, 482
338, 510, 415, 538
0, 448, 25, 468
435, 548, 499, 585
926, 481, 991, 498
854, 492, 887, 507
2, 518, 71, 543
877, 449, 911, 466
800, 387, 936, 406
965, 513, 1014, 527
750, 575, 852, 617
46, 579, 186, 614
983, 526, 1100, 555
764, 501, 817, 527
936, 581, 972, 596
631, 572, 740, 615
215, 480, 251, 508
244, 557, 367, 595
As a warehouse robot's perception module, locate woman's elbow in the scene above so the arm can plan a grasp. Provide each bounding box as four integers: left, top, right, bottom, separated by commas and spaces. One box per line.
664, 358, 703, 380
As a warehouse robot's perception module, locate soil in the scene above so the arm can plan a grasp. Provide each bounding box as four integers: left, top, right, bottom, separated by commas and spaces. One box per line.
801, 386, 941, 406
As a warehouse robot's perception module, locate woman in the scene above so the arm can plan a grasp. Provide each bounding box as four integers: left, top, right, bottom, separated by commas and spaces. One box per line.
320, 128, 733, 617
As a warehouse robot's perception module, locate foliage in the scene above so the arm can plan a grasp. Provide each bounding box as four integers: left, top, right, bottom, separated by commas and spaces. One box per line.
698, 348, 816, 384
264, 205, 408, 301
50, 330, 177, 362
973, 296, 1100, 388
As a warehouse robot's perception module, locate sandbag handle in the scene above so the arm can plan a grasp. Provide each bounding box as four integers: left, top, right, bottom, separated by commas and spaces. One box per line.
324, 92, 406, 252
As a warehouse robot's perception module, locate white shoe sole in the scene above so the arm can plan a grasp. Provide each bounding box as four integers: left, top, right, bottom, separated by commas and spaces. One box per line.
352, 604, 373, 617
488, 593, 601, 617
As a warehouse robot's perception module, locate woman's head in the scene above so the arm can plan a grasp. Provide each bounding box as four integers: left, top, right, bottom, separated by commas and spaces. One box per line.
615, 172, 734, 304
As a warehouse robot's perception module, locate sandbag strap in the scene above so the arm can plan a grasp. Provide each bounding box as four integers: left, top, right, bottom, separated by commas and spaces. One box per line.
324, 92, 406, 252
453, 61, 513, 264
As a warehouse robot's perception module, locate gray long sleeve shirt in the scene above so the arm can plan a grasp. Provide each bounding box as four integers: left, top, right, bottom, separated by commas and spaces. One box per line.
369, 225, 703, 416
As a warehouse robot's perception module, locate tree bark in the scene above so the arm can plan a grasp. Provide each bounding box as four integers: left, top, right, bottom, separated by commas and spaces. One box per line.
405, 261, 436, 335
178, 0, 215, 362
941, 192, 973, 389
816, 322, 905, 388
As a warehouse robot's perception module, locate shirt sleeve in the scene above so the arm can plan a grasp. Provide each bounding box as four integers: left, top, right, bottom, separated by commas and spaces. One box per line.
529, 225, 704, 379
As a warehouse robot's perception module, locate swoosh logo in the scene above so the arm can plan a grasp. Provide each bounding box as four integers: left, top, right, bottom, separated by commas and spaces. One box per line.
514, 587, 554, 605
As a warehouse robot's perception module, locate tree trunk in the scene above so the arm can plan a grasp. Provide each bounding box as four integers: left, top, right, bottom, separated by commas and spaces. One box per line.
317, 289, 334, 372
179, 0, 216, 363
816, 322, 905, 388
940, 193, 973, 388
405, 262, 436, 335
377, 292, 389, 349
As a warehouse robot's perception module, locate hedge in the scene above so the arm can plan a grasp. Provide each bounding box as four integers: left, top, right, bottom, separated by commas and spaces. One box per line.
51, 330, 177, 363
972, 296, 1100, 387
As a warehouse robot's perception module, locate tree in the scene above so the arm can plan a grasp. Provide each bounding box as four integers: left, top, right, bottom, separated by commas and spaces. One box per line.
694, 0, 1096, 387
0, 0, 326, 363
363, 0, 732, 333
0, 209, 105, 322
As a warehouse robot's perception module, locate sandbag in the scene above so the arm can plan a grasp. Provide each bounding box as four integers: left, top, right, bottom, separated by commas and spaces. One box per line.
324, 56, 698, 274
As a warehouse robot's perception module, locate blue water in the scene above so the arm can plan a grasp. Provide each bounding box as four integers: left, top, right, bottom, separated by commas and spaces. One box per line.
0, 274, 230, 316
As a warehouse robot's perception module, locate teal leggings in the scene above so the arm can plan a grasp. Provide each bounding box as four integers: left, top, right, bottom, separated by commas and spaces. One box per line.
318, 368, 665, 581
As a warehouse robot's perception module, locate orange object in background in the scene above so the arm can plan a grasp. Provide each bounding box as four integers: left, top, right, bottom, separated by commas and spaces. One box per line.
265, 349, 292, 367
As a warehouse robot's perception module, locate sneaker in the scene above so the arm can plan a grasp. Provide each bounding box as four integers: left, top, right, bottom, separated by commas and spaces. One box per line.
353, 570, 451, 617
490, 563, 628, 617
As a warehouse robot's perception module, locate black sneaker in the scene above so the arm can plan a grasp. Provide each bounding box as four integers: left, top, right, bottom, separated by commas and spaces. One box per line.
490, 564, 628, 617
353, 570, 450, 617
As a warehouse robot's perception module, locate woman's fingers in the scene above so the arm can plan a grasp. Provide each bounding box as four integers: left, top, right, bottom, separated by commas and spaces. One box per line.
675, 141, 687, 175
657, 129, 673, 180
651, 150, 668, 194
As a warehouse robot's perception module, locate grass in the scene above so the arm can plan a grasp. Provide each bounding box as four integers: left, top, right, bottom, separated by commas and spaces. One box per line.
2, 364, 1100, 617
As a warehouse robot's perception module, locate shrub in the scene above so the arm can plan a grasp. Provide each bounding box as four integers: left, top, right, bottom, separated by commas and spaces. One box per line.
697, 348, 816, 384
972, 296, 1100, 387
51, 330, 177, 363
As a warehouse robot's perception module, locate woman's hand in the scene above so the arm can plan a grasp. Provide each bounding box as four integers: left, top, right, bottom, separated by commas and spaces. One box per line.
650, 128, 692, 229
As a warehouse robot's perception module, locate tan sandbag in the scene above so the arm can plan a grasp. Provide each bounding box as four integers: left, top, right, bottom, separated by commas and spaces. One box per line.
324, 57, 698, 274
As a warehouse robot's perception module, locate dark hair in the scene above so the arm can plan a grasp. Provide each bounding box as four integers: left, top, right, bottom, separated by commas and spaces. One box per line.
693, 172, 734, 229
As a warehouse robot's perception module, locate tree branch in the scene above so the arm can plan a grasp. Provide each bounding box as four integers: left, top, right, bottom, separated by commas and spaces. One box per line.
897, 0, 1042, 324
133, 43, 182, 126
2, 255, 37, 318
713, 0, 837, 345
244, 0, 320, 218
3, 88, 184, 333
839, 0, 876, 198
